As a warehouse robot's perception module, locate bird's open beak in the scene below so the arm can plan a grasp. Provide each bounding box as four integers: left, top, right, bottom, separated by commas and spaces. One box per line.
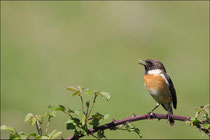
138, 59, 147, 65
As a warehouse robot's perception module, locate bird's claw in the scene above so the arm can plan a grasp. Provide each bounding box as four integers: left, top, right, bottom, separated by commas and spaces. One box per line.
147, 112, 155, 119
166, 114, 172, 121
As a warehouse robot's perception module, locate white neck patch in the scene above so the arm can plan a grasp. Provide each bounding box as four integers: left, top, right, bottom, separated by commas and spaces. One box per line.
147, 69, 162, 75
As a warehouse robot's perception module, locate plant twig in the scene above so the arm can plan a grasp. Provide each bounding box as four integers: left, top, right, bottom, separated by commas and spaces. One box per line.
35, 119, 42, 136
79, 95, 84, 114
45, 116, 51, 134
86, 93, 98, 122
66, 113, 209, 140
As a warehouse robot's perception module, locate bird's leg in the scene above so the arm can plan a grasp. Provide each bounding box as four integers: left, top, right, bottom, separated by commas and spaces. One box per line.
166, 113, 174, 126
148, 103, 160, 118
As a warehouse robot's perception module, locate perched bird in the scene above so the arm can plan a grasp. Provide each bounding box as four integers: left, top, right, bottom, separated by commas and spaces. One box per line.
139, 59, 177, 126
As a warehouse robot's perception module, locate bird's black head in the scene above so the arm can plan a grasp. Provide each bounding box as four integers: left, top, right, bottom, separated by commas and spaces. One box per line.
139, 59, 166, 74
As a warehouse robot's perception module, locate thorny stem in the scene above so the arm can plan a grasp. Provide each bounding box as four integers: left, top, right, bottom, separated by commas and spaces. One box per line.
66, 113, 210, 140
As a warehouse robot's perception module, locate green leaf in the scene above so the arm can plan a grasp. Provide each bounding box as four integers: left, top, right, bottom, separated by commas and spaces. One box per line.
81, 113, 86, 126
185, 121, 192, 126
89, 113, 103, 127
100, 91, 111, 101
36, 114, 43, 124
66, 86, 79, 92
104, 114, 109, 120
72, 118, 81, 126
24, 113, 36, 126
9, 133, 20, 139
116, 123, 142, 138
48, 111, 56, 117
85, 89, 94, 95
201, 123, 210, 130
48, 130, 62, 139
18, 132, 28, 139
66, 119, 76, 130
77, 85, 84, 93
29, 133, 37, 137
34, 135, 42, 139
72, 91, 80, 96
65, 118, 80, 130
24, 113, 34, 122
97, 130, 106, 139
48, 105, 66, 112
0, 125, 16, 133
40, 135, 49, 139
57, 105, 66, 112
191, 117, 201, 125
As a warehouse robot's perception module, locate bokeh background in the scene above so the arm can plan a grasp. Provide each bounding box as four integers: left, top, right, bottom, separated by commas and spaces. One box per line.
1, 1, 209, 139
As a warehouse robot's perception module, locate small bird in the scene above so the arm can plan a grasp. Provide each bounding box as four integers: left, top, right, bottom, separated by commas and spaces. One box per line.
139, 59, 177, 126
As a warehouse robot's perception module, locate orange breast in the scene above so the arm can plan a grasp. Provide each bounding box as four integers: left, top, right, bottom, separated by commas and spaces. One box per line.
144, 74, 167, 91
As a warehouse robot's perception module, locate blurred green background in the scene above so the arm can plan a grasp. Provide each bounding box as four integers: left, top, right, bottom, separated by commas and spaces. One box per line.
1, 1, 209, 139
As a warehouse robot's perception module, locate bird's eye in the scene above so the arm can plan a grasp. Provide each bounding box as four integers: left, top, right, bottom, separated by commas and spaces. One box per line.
148, 62, 153, 66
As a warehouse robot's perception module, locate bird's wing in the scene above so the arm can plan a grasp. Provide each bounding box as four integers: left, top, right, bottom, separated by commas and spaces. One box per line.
164, 73, 177, 109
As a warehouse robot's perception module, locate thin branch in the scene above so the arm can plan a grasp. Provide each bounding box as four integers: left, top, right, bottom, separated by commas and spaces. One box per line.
35, 119, 42, 136
66, 113, 210, 140
85, 93, 98, 123
79, 95, 84, 114
45, 116, 51, 134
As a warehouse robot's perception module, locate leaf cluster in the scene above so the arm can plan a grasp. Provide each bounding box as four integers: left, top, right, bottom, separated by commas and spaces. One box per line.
64, 86, 111, 138
186, 104, 210, 131
1, 111, 61, 139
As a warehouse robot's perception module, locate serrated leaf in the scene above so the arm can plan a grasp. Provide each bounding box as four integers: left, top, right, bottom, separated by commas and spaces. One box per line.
48, 130, 62, 139
100, 91, 111, 101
